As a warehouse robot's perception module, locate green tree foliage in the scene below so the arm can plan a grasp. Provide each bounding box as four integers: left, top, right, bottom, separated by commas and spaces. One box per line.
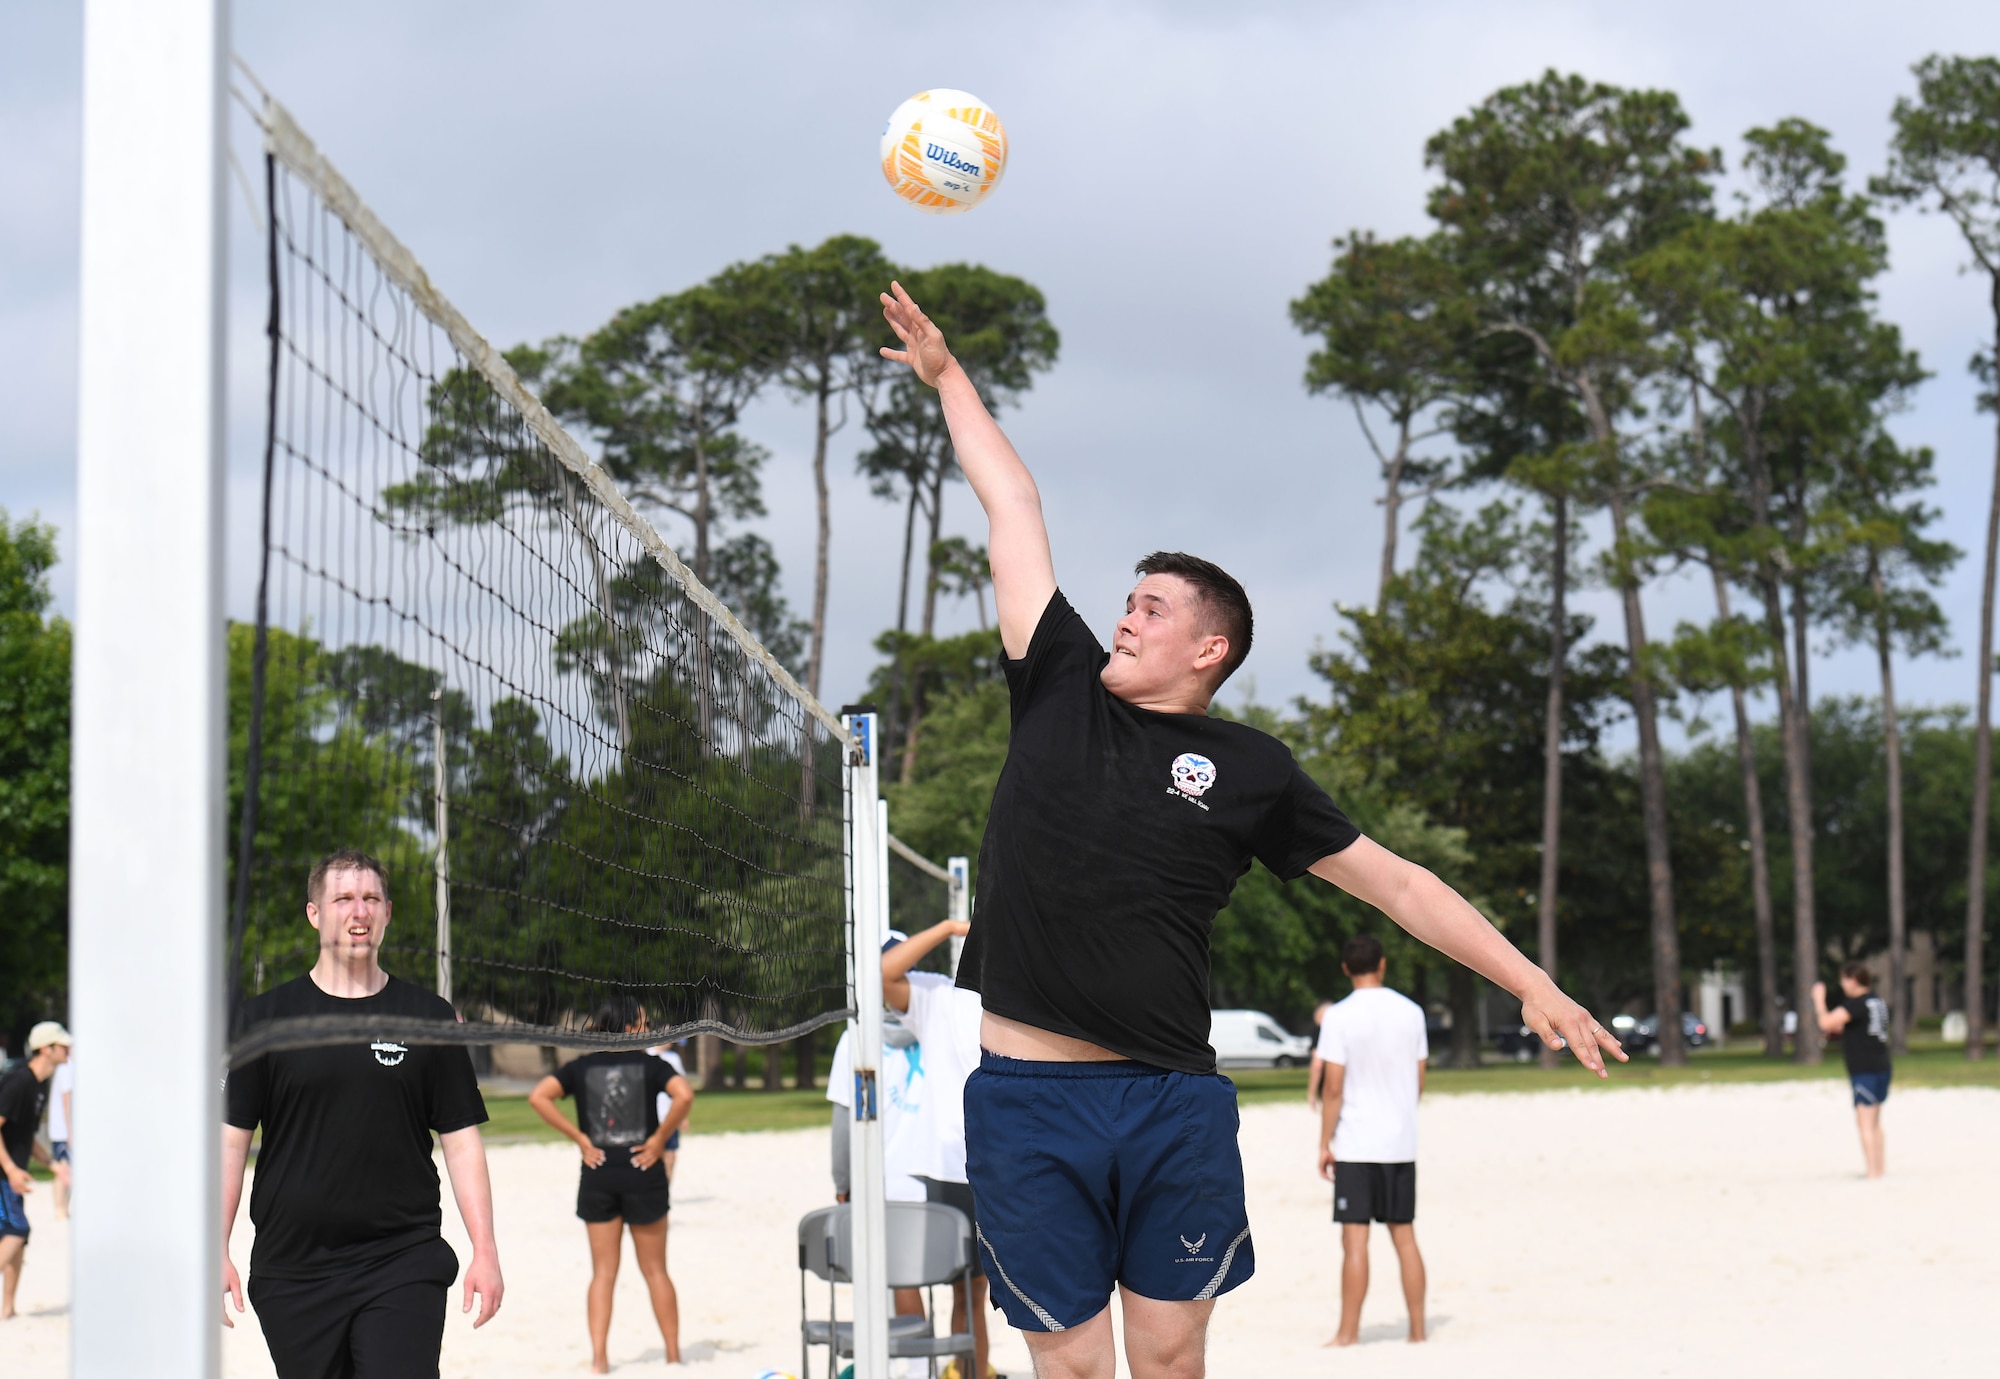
1876, 53, 2000, 1056
1290, 231, 1466, 604
0, 515, 70, 1034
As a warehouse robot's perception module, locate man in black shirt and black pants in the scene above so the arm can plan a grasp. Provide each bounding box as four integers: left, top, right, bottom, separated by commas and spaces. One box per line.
223, 849, 503, 1377
1813, 963, 1891, 1179
877, 284, 1627, 1379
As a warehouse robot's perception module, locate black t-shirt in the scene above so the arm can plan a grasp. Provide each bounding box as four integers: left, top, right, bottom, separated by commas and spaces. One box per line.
0, 1061, 50, 1170
555, 1050, 675, 1177
225, 975, 487, 1280
958, 591, 1361, 1074
1836, 992, 1892, 1075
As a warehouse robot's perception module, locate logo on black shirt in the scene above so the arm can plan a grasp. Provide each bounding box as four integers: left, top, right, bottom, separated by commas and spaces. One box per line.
371, 1041, 409, 1067
1170, 752, 1217, 799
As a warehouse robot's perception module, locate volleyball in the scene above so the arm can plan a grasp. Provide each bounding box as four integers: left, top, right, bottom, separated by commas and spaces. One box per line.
879, 89, 1008, 214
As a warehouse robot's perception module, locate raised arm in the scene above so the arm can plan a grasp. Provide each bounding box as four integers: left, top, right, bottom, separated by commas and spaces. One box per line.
882, 918, 970, 1014
1811, 982, 1848, 1035
1311, 837, 1627, 1076
880, 282, 1056, 657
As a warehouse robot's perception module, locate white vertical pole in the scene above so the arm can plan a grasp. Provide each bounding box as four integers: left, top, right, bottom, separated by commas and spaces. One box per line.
842, 713, 890, 1379
432, 692, 452, 1005
948, 855, 970, 978
72, 2, 227, 1377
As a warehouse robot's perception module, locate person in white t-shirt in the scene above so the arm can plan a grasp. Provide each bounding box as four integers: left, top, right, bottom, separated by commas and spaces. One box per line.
647, 1042, 688, 1182
1314, 934, 1428, 1346
48, 1059, 73, 1220
883, 917, 988, 1379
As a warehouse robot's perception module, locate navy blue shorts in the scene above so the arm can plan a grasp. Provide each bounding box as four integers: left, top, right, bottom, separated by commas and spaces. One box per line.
1850, 1071, 1891, 1106
0, 1177, 28, 1240
963, 1053, 1253, 1332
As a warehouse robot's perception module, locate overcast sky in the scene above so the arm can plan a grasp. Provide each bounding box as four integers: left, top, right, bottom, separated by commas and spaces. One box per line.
4, 1, 1996, 746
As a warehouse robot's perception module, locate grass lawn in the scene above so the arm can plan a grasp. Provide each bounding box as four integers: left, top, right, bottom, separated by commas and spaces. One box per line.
1229, 1039, 2000, 1106
476, 1041, 2000, 1144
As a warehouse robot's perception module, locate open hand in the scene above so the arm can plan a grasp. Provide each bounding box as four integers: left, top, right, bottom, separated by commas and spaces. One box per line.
1521, 980, 1627, 1077
879, 281, 955, 388
1318, 1146, 1337, 1182
222, 1255, 245, 1328
5, 1166, 29, 1196
462, 1250, 504, 1328
629, 1138, 664, 1172
576, 1140, 606, 1169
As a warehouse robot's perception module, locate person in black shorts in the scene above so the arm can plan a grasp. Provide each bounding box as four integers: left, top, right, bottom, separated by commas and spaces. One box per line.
222, 849, 504, 1378
528, 998, 694, 1371
877, 283, 1626, 1379
0, 1021, 72, 1321
1813, 963, 1891, 1179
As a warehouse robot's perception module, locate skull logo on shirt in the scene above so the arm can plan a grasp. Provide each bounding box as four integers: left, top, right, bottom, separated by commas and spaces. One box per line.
1170, 752, 1217, 798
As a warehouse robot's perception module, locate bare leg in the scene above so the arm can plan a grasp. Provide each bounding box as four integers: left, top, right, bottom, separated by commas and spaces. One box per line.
1855, 1104, 1886, 1179
628, 1217, 682, 1363
1118, 1287, 1213, 1379
0, 1236, 23, 1320
661, 1151, 677, 1184
586, 1217, 624, 1373
1385, 1223, 1426, 1341
1327, 1222, 1369, 1345
52, 1169, 68, 1222
1020, 1302, 1113, 1379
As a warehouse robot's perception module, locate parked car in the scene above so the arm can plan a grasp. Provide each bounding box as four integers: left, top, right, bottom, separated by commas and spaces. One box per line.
1209, 1009, 1314, 1068
1619, 1011, 1712, 1054
1487, 1025, 1544, 1061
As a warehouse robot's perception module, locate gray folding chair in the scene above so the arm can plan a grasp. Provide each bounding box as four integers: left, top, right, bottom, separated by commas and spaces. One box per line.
829, 1201, 976, 1377
797, 1204, 942, 1379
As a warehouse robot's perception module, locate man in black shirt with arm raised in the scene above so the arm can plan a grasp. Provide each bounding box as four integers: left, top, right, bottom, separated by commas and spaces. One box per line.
877, 282, 1627, 1379
222, 849, 503, 1378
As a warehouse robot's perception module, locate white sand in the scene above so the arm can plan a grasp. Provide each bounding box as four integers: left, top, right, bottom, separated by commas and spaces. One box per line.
11, 1080, 1997, 1376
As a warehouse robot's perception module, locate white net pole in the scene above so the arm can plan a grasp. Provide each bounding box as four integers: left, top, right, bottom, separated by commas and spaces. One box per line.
949, 856, 970, 977
72, 1, 227, 1375
843, 713, 890, 1377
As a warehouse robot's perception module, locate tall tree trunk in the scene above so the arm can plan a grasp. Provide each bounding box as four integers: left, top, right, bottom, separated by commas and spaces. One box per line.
794, 1026, 818, 1091
1448, 965, 1480, 1068
1377, 412, 1411, 612
763, 1041, 784, 1090
1536, 493, 1567, 1070
1759, 575, 1821, 1062
1713, 567, 1781, 1056
1965, 313, 2000, 1058
698, 1032, 726, 1091
692, 414, 716, 747
1791, 570, 1813, 799
1607, 487, 1685, 1065
1871, 555, 1909, 1054
885, 483, 921, 773
806, 378, 832, 700
901, 463, 951, 786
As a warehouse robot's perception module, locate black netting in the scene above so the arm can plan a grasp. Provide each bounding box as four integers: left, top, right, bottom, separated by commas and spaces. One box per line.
227, 154, 850, 1063
887, 846, 953, 976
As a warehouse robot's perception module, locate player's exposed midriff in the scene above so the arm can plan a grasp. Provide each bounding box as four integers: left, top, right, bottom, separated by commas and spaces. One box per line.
981, 1010, 1130, 1063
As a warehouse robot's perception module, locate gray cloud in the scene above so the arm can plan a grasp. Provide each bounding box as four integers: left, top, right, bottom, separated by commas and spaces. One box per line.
4, 0, 1996, 742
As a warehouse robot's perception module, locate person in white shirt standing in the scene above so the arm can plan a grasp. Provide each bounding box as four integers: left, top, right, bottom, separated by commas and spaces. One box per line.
48, 1058, 73, 1220
1313, 934, 1428, 1346
883, 917, 988, 1379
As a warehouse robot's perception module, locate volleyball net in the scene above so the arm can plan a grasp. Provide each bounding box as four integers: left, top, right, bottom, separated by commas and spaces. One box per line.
229, 100, 857, 1062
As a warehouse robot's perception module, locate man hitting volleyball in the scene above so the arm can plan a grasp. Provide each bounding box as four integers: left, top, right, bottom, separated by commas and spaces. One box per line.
878, 281, 1626, 1379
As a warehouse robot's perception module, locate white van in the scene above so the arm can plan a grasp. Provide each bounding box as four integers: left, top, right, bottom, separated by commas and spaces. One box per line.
1208, 1009, 1313, 1069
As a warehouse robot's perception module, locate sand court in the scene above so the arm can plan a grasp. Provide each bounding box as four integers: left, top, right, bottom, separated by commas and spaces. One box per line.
10, 1080, 1996, 1376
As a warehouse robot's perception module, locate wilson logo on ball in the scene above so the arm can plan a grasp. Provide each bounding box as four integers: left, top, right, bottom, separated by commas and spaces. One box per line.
880, 88, 1008, 215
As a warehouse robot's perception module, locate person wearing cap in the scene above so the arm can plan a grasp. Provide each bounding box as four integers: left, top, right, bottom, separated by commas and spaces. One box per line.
0, 1020, 72, 1320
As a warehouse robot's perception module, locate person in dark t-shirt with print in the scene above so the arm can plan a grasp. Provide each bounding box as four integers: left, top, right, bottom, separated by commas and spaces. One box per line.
222, 849, 503, 1378
876, 283, 1627, 1379
528, 997, 694, 1372
0, 1021, 72, 1321
1813, 962, 1891, 1179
